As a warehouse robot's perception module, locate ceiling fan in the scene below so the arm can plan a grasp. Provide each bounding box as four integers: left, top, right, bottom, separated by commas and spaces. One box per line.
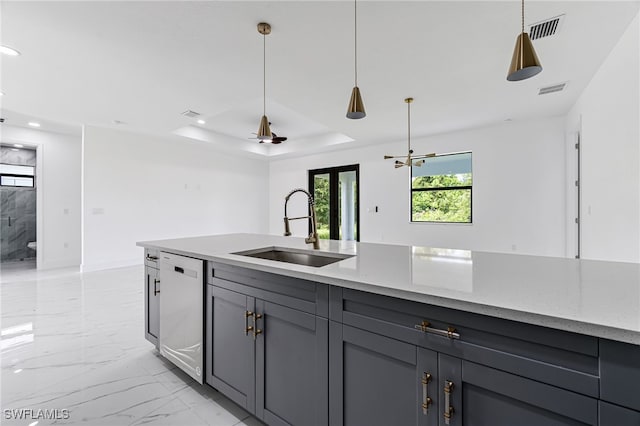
249, 122, 287, 144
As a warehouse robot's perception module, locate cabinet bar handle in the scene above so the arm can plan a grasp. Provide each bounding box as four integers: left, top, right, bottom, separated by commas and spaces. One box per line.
253, 312, 263, 339
245, 311, 254, 335
146, 254, 158, 261
444, 380, 454, 425
421, 372, 432, 415
414, 321, 460, 340
153, 278, 160, 295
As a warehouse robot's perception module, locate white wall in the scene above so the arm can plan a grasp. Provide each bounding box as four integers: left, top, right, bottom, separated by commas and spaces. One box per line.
1, 125, 82, 269
565, 12, 640, 263
81, 126, 269, 271
269, 116, 567, 257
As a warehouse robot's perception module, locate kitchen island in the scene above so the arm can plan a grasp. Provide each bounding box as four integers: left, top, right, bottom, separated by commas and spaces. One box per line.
137, 233, 640, 426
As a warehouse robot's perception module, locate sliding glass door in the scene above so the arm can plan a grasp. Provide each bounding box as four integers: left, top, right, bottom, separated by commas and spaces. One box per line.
308, 165, 359, 241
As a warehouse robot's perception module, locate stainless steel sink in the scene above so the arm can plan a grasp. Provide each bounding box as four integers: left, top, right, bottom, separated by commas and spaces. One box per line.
233, 246, 354, 267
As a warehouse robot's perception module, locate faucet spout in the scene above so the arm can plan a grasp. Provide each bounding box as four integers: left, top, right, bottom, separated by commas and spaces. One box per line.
283, 188, 320, 250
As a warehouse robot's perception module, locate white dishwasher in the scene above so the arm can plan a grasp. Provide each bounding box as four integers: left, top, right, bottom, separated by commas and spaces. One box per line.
159, 252, 204, 384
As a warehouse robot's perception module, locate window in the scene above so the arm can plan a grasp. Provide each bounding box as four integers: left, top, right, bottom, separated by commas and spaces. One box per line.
411, 152, 472, 223
0, 164, 35, 188
1, 176, 34, 187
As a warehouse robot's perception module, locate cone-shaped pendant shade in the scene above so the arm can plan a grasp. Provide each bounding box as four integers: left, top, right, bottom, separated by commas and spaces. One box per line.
257, 115, 272, 140
507, 32, 542, 81
346, 86, 366, 119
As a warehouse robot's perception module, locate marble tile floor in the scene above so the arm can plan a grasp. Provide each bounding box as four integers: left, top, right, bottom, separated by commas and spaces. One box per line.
1, 265, 263, 426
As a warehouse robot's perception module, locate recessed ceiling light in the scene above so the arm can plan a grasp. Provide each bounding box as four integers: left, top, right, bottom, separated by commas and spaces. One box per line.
197, 119, 206, 125
13, 144, 23, 148
28, 122, 41, 128
0, 45, 21, 56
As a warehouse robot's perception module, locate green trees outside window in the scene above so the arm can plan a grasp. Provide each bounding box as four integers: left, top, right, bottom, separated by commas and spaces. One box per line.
411, 152, 472, 223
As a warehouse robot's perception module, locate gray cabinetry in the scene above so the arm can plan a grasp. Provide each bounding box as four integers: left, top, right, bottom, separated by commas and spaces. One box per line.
330, 287, 601, 426
600, 339, 640, 413
456, 359, 597, 426
144, 248, 160, 346
206, 285, 255, 412
256, 299, 328, 426
329, 323, 437, 426
206, 263, 329, 426
599, 401, 640, 425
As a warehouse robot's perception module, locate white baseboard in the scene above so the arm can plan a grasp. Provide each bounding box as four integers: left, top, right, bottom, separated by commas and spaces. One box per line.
39, 259, 81, 271
81, 258, 143, 272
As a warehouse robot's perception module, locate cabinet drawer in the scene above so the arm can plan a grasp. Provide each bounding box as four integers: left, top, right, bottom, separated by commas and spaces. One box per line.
144, 248, 160, 268
462, 361, 598, 426
335, 287, 600, 398
599, 401, 640, 425
209, 262, 328, 317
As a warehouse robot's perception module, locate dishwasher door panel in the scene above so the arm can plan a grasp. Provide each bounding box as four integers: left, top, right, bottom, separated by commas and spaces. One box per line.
159, 252, 204, 384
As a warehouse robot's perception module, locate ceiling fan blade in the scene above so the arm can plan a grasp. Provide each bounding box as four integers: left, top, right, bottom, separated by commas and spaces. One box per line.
384, 155, 402, 159
394, 163, 405, 169
413, 160, 425, 167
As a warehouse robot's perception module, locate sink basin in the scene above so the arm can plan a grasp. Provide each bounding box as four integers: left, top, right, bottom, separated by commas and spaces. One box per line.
233, 246, 354, 267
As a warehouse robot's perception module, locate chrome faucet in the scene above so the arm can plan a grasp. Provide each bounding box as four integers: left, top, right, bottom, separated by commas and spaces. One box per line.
283, 188, 320, 250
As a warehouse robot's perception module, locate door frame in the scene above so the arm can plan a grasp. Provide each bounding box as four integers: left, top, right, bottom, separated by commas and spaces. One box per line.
308, 164, 360, 241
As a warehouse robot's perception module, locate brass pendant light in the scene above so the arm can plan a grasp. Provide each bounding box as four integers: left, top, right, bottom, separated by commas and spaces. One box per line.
384, 98, 435, 168
257, 22, 272, 140
507, 0, 542, 81
346, 0, 366, 119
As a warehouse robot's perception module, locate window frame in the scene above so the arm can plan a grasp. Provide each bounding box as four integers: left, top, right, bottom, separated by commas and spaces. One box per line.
308, 164, 360, 241
0, 174, 35, 188
410, 151, 473, 224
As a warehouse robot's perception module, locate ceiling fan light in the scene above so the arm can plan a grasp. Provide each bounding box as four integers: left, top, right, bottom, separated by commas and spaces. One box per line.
507, 33, 542, 81
257, 115, 272, 140
346, 86, 366, 119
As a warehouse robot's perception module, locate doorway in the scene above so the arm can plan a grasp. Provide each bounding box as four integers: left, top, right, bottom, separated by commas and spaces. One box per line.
1, 144, 37, 270
308, 164, 359, 241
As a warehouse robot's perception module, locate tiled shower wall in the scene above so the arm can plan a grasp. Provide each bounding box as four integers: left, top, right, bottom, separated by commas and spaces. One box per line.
0, 146, 36, 262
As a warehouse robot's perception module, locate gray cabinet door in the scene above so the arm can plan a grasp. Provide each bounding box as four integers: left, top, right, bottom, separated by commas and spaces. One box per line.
330, 323, 436, 426
206, 285, 256, 413
456, 359, 598, 426
144, 266, 160, 346
255, 300, 328, 426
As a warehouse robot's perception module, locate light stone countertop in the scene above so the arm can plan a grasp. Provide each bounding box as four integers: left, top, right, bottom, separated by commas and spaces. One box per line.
137, 233, 640, 345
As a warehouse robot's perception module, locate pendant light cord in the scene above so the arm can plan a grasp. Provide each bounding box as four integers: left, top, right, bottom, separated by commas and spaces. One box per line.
354, 0, 358, 87
263, 33, 266, 115
521, 0, 525, 34
407, 101, 411, 154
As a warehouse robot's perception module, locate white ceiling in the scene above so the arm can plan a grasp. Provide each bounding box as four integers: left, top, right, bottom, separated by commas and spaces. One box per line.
1, 1, 638, 158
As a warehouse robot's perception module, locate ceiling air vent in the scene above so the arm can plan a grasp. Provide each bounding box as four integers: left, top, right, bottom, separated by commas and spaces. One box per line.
181, 110, 201, 118
529, 14, 565, 40
538, 82, 568, 95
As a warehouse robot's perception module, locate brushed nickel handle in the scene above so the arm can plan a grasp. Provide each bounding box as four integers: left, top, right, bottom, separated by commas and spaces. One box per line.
153, 278, 160, 295
245, 311, 254, 336
444, 380, 454, 425
414, 321, 460, 340
146, 254, 158, 261
421, 372, 432, 415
